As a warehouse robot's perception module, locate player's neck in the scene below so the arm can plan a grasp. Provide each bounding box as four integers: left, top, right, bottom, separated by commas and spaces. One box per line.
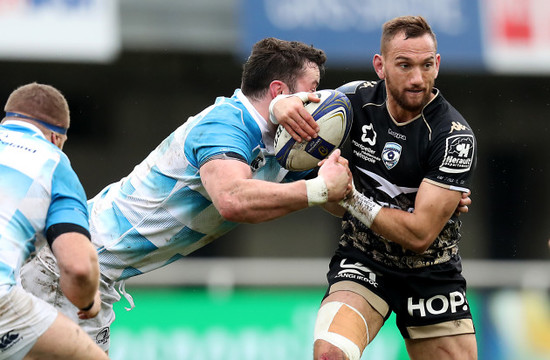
248, 96, 275, 129
386, 101, 419, 123
386, 92, 435, 123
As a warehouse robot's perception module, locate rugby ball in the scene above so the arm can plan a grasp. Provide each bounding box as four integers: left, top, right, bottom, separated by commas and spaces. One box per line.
274, 89, 353, 171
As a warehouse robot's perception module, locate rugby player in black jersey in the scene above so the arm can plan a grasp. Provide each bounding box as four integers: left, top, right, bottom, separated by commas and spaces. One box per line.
271, 15, 477, 360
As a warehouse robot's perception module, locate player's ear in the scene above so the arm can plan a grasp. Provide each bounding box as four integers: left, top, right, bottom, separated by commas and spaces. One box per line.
434, 53, 441, 79
269, 80, 287, 98
50, 132, 65, 150
373, 54, 385, 80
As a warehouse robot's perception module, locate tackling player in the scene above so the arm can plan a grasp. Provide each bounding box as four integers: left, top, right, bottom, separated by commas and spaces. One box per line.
19, 38, 352, 353
271, 16, 478, 360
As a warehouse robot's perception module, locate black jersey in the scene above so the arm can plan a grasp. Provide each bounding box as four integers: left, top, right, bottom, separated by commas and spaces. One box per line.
337, 80, 477, 269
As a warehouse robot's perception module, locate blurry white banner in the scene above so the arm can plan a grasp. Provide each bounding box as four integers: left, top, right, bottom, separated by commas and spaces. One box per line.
0, 0, 120, 63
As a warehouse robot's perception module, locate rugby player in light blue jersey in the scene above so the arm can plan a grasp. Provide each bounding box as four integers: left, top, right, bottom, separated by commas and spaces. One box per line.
0, 83, 108, 360
20, 38, 353, 353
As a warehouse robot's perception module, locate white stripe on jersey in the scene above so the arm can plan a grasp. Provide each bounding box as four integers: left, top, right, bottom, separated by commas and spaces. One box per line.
92, 90, 294, 281
0, 122, 88, 295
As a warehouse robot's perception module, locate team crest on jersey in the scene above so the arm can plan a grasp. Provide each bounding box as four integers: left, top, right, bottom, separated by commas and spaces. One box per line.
440, 135, 474, 173
382, 142, 402, 170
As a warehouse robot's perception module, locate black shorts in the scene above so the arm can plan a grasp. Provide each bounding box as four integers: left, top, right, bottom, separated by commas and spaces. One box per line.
323, 245, 475, 339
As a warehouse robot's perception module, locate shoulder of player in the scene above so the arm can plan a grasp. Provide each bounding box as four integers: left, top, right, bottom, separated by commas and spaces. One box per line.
337, 80, 384, 104
424, 92, 475, 137
183, 97, 262, 158
189, 97, 256, 132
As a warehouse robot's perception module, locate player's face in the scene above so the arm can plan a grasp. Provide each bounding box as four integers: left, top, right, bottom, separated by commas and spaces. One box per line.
381, 33, 440, 115
288, 61, 320, 93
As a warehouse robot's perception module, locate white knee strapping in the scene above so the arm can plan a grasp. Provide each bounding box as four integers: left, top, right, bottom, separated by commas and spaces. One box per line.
314, 301, 369, 360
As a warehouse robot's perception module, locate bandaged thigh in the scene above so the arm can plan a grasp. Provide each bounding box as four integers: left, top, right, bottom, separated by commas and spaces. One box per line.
314, 301, 369, 360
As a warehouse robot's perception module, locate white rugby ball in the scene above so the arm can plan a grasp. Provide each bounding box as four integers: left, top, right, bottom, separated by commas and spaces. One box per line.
274, 89, 353, 171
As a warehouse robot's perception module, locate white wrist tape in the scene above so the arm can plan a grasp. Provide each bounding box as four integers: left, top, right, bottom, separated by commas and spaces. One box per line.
268, 92, 311, 125
339, 188, 382, 228
305, 176, 328, 207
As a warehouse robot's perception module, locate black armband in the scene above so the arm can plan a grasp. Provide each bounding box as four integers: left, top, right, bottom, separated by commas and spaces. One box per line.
203, 152, 248, 164
79, 299, 95, 311
46, 223, 91, 247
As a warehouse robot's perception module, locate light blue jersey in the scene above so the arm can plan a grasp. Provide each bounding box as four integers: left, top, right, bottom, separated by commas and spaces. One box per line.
0, 121, 89, 296
91, 90, 310, 281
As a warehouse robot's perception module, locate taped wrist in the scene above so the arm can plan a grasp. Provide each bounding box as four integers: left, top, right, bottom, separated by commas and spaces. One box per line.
339, 188, 382, 227
305, 176, 328, 207
268, 92, 311, 125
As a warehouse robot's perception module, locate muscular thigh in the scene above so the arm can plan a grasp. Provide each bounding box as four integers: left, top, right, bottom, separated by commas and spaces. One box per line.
321, 290, 385, 340
27, 312, 108, 360
390, 260, 475, 340
324, 250, 476, 342
314, 290, 384, 360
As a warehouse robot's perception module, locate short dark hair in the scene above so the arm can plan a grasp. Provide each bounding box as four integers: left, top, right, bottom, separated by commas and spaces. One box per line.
381, 15, 437, 55
4, 82, 70, 128
241, 37, 326, 100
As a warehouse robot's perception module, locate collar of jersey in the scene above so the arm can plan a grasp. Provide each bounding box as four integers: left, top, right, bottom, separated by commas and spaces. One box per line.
235, 89, 275, 154
2, 120, 48, 140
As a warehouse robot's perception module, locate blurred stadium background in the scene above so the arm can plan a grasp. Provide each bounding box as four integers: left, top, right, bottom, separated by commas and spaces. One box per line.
2, 0, 550, 359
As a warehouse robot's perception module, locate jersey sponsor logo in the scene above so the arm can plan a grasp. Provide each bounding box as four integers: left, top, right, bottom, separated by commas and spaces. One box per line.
359, 81, 377, 89
382, 142, 402, 170
448, 121, 469, 134
0, 132, 38, 154
439, 135, 474, 173
387, 128, 406, 140
360, 123, 377, 146
408, 291, 468, 318
352, 140, 380, 164
96, 327, 110, 345
335, 258, 378, 287
0, 331, 21, 352
250, 146, 267, 172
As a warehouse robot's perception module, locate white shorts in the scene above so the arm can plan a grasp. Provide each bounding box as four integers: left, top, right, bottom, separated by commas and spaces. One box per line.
0, 285, 57, 360
20, 246, 121, 352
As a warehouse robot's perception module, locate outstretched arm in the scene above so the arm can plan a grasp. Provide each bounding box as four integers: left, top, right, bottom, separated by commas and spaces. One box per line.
201, 149, 351, 223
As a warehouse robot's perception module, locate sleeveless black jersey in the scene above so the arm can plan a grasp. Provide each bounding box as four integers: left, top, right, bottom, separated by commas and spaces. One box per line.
337, 80, 477, 269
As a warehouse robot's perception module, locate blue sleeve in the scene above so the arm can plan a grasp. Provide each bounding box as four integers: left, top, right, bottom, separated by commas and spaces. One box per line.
185, 104, 260, 168
46, 154, 89, 231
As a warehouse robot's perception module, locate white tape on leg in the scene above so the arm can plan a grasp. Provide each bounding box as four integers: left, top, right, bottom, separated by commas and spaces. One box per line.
314, 301, 369, 360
